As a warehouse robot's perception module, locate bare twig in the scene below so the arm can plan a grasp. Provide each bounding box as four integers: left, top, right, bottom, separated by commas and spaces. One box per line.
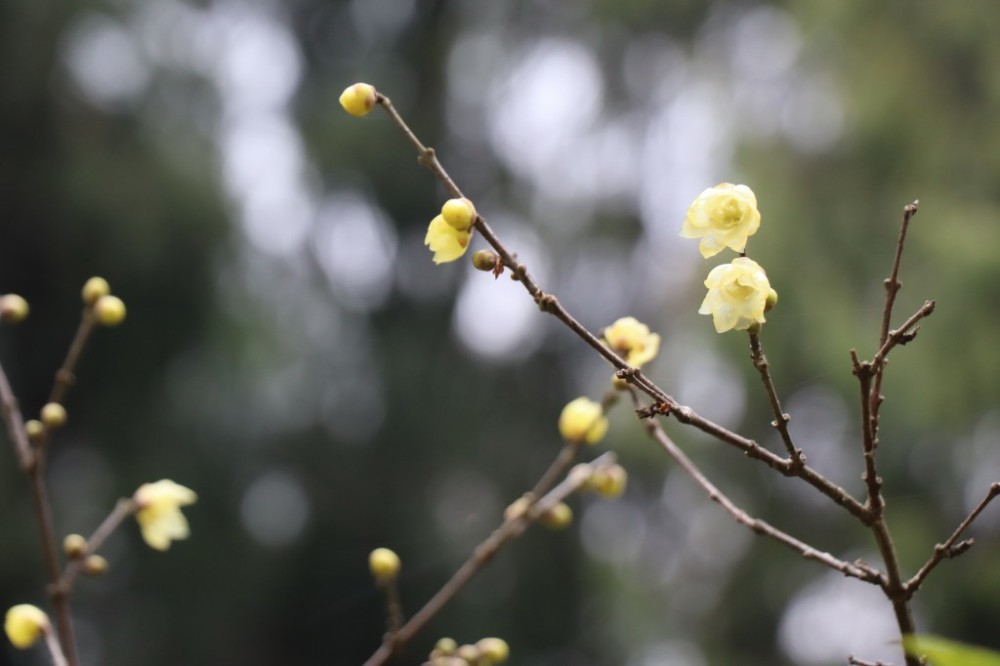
48, 311, 96, 407
362, 452, 616, 666
58, 498, 135, 592
0, 360, 35, 470
872, 301, 936, 369
850, 352, 882, 518
905, 482, 1000, 597
635, 392, 883, 585
748, 331, 803, 467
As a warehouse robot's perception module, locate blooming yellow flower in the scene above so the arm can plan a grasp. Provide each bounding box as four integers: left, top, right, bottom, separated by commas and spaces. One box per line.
680, 183, 761, 258
602, 316, 660, 367
132, 480, 197, 551
339, 82, 377, 117
558, 397, 608, 445
699, 257, 772, 333
424, 214, 471, 264
5, 604, 49, 649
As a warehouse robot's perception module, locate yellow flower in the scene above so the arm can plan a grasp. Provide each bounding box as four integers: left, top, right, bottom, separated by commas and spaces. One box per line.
558, 397, 608, 445
680, 183, 761, 258
132, 480, 197, 551
441, 198, 477, 231
602, 316, 660, 367
339, 82, 377, 117
5, 604, 49, 649
699, 257, 772, 333
424, 214, 471, 264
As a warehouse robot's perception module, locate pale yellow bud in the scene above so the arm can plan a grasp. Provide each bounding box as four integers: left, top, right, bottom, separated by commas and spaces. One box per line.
368, 547, 401, 581
0, 294, 29, 324
476, 637, 510, 664
441, 198, 477, 232
557, 397, 608, 445
81, 277, 111, 305
93, 295, 126, 327
82, 555, 109, 576
63, 534, 88, 559
40, 403, 67, 430
339, 83, 377, 117
4, 604, 49, 649
540, 502, 573, 530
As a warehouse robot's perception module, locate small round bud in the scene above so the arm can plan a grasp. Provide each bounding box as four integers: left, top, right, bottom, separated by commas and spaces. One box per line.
63, 534, 88, 559
476, 637, 510, 664
0, 294, 29, 324
765, 287, 779, 312
558, 397, 608, 445
25, 420, 45, 441
82, 555, 108, 576
432, 637, 458, 657
40, 403, 67, 430
93, 295, 126, 327
472, 250, 498, 272
456, 644, 479, 663
590, 465, 628, 498
368, 547, 401, 581
503, 497, 531, 522
339, 82, 377, 117
540, 502, 573, 530
441, 198, 477, 232
81, 277, 111, 305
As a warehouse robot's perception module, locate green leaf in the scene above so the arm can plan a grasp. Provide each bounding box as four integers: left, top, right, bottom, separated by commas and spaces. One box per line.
903, 634, 1000, 666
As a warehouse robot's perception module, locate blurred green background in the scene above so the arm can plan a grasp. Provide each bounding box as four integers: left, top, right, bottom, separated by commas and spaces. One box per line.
2, 1, 999, 665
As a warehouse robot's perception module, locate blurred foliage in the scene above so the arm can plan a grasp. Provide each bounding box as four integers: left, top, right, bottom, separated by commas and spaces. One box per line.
2, 1, 999, 666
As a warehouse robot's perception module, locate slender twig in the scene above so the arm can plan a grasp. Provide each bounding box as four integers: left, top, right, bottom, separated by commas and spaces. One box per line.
527, 442, 582, 500
0, 360, 35, 470
48, 310, 96, 406
872, 301, 936, 369
634, 392, 883, 585
748, 331, 803, 466
380, 579, 405, 637
905, 482, 1000, 597
850, 352, 882, 517
58, 498, 135, 592
362, 452, 616, 666
376, 92, 868, 524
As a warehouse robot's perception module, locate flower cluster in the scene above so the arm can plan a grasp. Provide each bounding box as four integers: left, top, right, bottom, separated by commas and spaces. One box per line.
425, 197, 477, 264
680, 184, 775, 333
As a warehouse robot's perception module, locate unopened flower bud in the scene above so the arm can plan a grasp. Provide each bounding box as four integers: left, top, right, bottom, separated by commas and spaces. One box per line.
40, 403, 67, 430
81, 277, 111, 305
25, 420, 44, 441
476, 637, 510, 664
765, 288, 779, 312
0, 294, 29, 324
558, 397, 608, 445
368, 547, 401, 581
93, 295, 126, 327
82, 555, 108, 576
590, 465, 628, 498
63, 534, 88, 559
4, 604, 50, 649
431, 637, 458, 657
472, 250, 498, 272
540, 502, 573, 530
456, 644, 480, 663
441, 198, 477, 232
339, 83, 377, 117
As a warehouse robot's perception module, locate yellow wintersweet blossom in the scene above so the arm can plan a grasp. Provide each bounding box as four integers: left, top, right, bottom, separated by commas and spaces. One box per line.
132, 480, 197, 551
699, 257, 772, 333
558, 397, 608, 445
339, 82, 377, 117
424, 214, 471, 264
602, 316, 660, 367
680, 183, 761, 258
441, 197, 477, 231
5, 604, 49, 649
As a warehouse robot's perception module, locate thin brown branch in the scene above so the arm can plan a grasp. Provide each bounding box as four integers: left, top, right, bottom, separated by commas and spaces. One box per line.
851, 352, 882, 518
376, 92, 868, 524
58, 498, 135, 592
0, 360, 35, 470
48, 311, 97, 406
878, 201, 919, 352
635, 392, 883, 585
362, 452, 616, 666
905, 482, 1000, 597
748, 331, 803, 466
872, 301, 936, 369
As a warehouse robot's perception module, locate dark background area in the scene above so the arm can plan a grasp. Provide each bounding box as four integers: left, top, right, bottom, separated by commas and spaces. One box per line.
2, 1, 999, 665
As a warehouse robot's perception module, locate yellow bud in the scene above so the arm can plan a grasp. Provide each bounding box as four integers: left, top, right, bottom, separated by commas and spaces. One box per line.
472, 250, 498, 272
503, 497, 531, 522
432, 637, 458, 657
4, 604, 49, 649
456, 644, 480, 663
93, 295, 126, 327
0, 294, 29, 324
590, 464, 628, 498
339, 82, 377, 117
476, 637, 510, 664
63, 534, 88, 559
558, 397, 608, 445
40, 403, 67, 430
765, 287, 779, 312
82, 555, 109, 576
81, 277, 111, 305
441, 198, 477, 232
25, 420, 44, 441
368, 547, 401, 581
540, 502, 573, 530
